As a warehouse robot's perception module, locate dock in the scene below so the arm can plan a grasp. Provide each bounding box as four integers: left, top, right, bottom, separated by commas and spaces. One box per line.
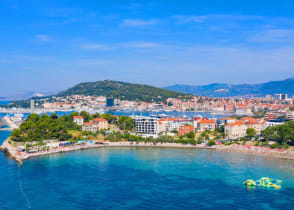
0, 128, 13, 131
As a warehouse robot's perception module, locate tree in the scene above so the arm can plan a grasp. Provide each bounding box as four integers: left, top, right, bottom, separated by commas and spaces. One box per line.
262, 121, 294, 145
117, 116, 135, 130
187, 132, 195, 139
51, 113, 58, 120
246, 128, 256, 139
10, 113, 73, 142
101, 113, 117, 124
215, 125, 224, 133
10, 129, 22, 141
207, 140, 216, 146
80, 111, 90, 122
69, 112, 79, 119
91, 113, 100, 120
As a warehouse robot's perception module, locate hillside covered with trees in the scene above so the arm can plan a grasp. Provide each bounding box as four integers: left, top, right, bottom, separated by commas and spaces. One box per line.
10, 114, 76, 142
57, 80, 191, 102
263, 121, 294, 147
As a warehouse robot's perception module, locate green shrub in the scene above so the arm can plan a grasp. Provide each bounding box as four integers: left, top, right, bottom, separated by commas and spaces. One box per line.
270, 143, 280, 149
207, 140, 216, 146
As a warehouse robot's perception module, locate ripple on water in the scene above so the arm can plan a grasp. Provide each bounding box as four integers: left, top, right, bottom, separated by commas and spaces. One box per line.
1, 144, 294, 209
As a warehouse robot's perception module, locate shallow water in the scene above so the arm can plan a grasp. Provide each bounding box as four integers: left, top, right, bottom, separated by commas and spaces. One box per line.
1, 131, 294, 209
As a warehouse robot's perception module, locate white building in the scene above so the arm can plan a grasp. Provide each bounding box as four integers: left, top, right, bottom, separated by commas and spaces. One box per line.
158, 118, 193, 133
134, 116, 158, 135
265, 120, 286, 128
82, 122, 98, 133
73, 116, 84, 125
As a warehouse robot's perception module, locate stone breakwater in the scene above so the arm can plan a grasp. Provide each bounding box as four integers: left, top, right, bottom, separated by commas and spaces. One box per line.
1, 140, 294, 164
2, 116, 19, 129
0, 138, 23, 164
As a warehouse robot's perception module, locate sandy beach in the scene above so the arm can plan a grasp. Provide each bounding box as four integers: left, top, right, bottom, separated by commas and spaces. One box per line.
2, 139, 294, 164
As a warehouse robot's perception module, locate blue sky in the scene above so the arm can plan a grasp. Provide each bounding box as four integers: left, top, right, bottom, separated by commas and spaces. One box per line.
1, 0, 294, 96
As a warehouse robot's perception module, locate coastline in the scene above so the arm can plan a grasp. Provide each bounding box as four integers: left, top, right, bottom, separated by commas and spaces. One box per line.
2, 139, 294, 164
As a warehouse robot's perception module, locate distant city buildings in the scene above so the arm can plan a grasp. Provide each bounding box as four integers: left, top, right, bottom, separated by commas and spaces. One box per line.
274, 93, 288, 100
36, 92, 294, 117
106, 98, 114, 107
30, 99, 35, 113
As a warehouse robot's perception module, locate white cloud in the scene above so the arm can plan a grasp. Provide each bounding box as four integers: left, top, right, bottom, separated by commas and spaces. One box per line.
121, 42, 161, 48
172, 14, 264, 24
248, 29, 294, 43
35, 34, 51, 42
172, 15, 208, 23
80, 43, 110, 51
80, 41, 161, 51
121, 19, 157, 27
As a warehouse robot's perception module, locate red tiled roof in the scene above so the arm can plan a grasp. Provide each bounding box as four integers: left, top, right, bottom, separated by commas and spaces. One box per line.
73, 116, 83, 119
179, 125, 194, 129
241, 117, 255, 121
218, 117, 236, 121
228, 121, 244, 126
198, 119, 216, 124
93, 118, 107, 122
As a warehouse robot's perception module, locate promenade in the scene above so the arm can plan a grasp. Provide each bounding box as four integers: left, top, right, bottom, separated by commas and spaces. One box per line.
2, 139, 294, 165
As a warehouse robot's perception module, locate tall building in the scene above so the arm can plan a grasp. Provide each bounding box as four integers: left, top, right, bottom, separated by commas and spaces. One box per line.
135, 116, 158, 135
281, 94, 288, 100
30, 99, 35, 113
274, 94, 282, 100
106, 98, 114, 107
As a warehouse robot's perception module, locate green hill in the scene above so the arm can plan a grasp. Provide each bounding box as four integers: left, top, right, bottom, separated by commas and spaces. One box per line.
57, 80, 191, 102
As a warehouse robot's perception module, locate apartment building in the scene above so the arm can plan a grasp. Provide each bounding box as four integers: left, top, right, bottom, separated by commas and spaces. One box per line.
158, 118, 193, 133
135, 116, 158, 135
92, 118, 108, 130
225, 117, 266, 139
82, 122, 98, 133
197, 119, 216, 132
178, 125, 194, 136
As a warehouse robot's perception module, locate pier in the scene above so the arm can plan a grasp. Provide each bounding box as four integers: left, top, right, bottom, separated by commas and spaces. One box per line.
0, 128, 13, 131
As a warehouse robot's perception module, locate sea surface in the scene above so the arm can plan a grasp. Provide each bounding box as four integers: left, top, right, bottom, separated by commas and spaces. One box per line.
1, 132, 294, 209
0, 101, 10, 106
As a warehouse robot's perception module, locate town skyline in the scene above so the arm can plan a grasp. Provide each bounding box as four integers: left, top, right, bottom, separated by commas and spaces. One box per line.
1, 76, 294, 99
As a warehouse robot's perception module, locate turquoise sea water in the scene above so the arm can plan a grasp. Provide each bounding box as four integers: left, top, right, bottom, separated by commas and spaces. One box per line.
0, 101, 10, 105
1, 132, 294, 209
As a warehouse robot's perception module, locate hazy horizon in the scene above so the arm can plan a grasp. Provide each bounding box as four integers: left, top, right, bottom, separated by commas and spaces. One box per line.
1, 77, 294, 98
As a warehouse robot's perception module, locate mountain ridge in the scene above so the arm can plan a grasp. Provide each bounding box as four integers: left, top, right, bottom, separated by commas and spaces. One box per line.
165, 78, 294, 97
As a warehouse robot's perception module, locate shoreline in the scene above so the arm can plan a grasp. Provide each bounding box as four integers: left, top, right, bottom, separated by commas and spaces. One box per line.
2, 140, 294, 164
